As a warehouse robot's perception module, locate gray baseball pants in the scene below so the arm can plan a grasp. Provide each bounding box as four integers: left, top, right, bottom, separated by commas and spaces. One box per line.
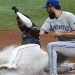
48, 41, 75, 75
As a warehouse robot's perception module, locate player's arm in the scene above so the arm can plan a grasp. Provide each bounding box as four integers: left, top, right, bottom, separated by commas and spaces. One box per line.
39, 29, 48, 36
56, 13, 75, 40
55, 31, 75, 38
12, 6, 37, 33
54, 31, 75, 41
39, 18, 50, 36
16, 16, 26, 32
12, 6, 32, 28
39, 30, 45, 36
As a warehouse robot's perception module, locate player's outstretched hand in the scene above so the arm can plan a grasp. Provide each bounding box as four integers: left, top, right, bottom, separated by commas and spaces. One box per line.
12, 6, 19, 14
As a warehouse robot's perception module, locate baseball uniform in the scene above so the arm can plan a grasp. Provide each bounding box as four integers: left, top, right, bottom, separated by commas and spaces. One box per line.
0, 7, 41, 69
41, 11, 75, 74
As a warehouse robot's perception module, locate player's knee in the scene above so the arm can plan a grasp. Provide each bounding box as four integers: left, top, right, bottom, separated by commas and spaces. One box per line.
47, 42, 57, 55
47, 42, 57, 47
47, 42, 56, 52
47, 41, 62, 47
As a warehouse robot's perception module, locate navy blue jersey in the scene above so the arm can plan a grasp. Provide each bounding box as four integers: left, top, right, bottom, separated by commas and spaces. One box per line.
22, 34, 40, 45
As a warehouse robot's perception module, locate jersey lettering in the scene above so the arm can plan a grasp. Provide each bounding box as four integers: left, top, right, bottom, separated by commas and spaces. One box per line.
51, 25, 71, 31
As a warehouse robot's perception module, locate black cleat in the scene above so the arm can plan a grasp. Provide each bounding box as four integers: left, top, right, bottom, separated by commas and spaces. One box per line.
12, 6, 19, 13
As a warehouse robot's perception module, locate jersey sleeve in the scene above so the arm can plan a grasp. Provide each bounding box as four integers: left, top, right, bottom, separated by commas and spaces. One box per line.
40, 18, 51, 32
68, 13, 75, 30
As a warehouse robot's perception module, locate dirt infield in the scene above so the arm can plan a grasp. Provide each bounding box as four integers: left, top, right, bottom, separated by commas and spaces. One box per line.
0, 30, 75, 75
0, 30, 57, 50
0, 30, 21, 49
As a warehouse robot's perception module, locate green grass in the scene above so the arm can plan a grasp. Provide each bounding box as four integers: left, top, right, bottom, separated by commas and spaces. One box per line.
60, 0, 75, 13
0, 0, 75, 30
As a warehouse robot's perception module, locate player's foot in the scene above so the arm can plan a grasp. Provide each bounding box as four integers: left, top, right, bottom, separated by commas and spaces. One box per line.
57, 66, 72, 73
50, 73, 58, 75
44, 62, 75, 73
58, 63, 75, 73
44, 66, 72, 73
0, 63, 17, 69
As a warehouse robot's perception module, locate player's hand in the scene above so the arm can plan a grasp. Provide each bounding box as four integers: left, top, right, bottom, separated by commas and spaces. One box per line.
12, 6, 19, 14
55, 31, 63, 36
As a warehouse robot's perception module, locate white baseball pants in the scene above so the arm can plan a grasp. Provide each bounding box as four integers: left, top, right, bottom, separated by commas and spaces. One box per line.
8, 44, 40, 66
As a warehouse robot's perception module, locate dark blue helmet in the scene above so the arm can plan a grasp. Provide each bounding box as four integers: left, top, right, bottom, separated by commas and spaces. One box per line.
45, 0, 60, 8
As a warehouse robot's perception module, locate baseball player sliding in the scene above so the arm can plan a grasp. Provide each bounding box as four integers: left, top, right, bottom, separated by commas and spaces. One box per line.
40, 0, 75, 75
0, 6, 40, 69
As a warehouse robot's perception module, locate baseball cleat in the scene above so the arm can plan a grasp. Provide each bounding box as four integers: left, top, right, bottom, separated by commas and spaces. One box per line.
58, 63, 75, 73
44, 63, 75, 73
57, 66, 72, 73
44, 66, 72, 73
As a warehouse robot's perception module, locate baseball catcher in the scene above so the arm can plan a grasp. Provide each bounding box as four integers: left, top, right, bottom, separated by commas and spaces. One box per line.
0, 6, 40, 69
